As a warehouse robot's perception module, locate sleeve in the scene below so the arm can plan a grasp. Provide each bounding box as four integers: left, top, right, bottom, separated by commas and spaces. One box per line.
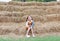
32, 20, 34, 27
26, 21, 28, 27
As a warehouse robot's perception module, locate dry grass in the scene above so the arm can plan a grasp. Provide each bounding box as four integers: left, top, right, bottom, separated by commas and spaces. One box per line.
0, 1, 60, 6
0, 2, 60, 36
0, 21, 60, 35
0, 5, 60, 14
0, 11, 59, 22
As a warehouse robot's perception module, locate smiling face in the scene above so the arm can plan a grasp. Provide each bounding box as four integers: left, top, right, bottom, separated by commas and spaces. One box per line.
28, 16, 32, 21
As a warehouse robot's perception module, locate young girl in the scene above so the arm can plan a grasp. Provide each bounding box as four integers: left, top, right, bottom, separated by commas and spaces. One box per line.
26, 16, 35, 37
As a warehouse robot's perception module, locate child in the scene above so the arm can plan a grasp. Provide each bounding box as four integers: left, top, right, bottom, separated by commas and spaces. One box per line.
26, 16, 35, 37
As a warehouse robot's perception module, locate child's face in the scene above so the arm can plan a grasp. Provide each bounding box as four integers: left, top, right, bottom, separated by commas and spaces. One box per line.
28, 16, 32, 21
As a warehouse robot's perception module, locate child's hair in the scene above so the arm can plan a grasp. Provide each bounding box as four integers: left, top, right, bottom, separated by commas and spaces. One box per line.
26, 16, 33, 21
26, 16, 28, 21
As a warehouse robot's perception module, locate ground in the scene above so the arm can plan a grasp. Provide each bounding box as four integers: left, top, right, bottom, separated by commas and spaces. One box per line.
0, 35, 60, 41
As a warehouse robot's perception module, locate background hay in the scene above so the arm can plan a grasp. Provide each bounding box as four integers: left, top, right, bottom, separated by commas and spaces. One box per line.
0, 1, 60, 35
